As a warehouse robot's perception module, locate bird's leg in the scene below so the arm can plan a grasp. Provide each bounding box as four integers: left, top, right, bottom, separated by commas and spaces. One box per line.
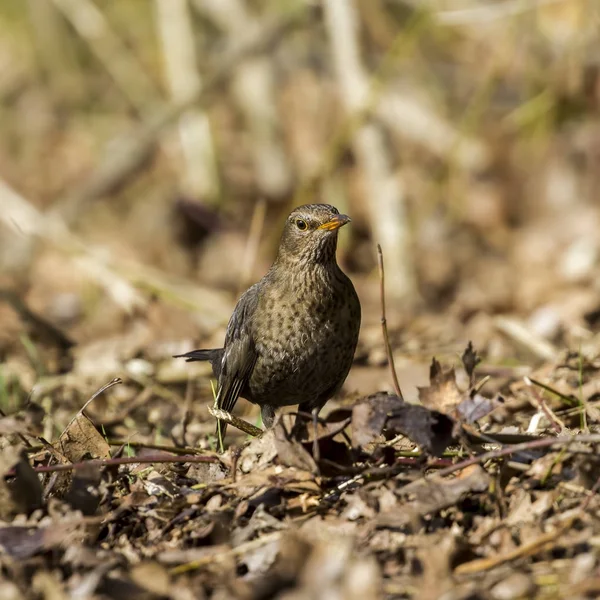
311, 407, 320, 463
293, 404, 321, 461
261, 404, 276, 429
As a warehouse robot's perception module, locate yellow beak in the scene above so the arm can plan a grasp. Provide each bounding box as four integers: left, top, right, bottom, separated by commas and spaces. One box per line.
318, 214, 351, 231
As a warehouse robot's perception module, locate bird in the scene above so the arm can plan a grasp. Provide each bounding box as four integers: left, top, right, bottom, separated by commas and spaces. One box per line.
175, 203, 361, 450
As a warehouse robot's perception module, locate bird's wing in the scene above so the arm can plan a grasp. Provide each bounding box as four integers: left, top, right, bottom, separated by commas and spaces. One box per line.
216, 284, 260, 415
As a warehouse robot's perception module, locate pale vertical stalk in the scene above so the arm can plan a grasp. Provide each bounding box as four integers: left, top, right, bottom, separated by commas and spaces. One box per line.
323, 0, 416, 300
155, 0, 220, 203
195, 0, 291, 198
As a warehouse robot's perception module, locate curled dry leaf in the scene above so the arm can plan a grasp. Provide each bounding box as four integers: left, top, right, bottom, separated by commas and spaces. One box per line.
457, 392, 505, 424
273, 416, 318, 474
56, 412, 111, 463
419, 347, 503, 425
352, 392, 454, 456
418, 359, 464, 416
380, 464, 491, 522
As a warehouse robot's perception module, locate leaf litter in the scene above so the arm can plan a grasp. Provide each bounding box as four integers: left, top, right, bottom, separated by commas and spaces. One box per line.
1, 341, 600, 599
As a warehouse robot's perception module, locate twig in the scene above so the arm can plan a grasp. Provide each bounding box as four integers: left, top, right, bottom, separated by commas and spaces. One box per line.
26, 440, 205, 456
527, 377, 578, 406
425, 433, 600, 481
580, 472, 600, 512
208, 406, 263, 438
454, 516, 575, 575
5, 453, 220, 477
376, 244, 403, 399
26, 0, 82, 102
110, 440, 202, 455
433, 0, 568, 25
0, 178, 232, 320
81, 378, 122, 416
523, 378, 565, 433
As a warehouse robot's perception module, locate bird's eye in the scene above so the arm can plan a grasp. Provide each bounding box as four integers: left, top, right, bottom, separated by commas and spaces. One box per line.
295, 219, 308, 231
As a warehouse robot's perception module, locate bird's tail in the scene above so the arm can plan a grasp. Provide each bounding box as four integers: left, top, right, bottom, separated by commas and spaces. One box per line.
174, 348, 223, 378
173, 348, 220, 362
174, 348, 227, 448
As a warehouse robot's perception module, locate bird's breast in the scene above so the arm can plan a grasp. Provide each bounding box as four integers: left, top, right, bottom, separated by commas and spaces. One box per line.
248, 270, 360, 406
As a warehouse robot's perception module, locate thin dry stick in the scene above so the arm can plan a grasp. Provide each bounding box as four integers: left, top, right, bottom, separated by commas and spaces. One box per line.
6, 453, 220, 477
527, 376, 577, 405
208, 406, 263, 438
523, 378, 564, 433
454, 517, 574, 575
26, 440, 204, 456
377, 244, 403, 399
424, 433, 600, 481
580, 471, 600, 512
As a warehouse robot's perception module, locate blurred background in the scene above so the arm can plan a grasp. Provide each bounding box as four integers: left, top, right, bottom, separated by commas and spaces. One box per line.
1, 0, 600, 435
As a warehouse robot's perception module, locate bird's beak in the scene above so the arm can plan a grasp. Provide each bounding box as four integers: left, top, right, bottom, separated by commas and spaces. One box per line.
318, 214, 351, 231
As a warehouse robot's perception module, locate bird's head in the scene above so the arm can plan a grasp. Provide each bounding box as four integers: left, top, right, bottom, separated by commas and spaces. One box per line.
276, 204, 351, 266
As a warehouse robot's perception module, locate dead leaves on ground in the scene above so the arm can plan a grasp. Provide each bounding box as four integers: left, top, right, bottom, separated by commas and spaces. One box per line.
1, 343, 600, 598
352, 342, 503, 456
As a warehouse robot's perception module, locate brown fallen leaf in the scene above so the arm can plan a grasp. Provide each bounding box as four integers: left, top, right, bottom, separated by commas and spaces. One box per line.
399, 465, 490, 516
55, 412, 111, 463
419, 347, 503, 425
419, 358, 464, 415
273, 417, 318, 474
352, 393, 454, 456
457, 392, 504, 424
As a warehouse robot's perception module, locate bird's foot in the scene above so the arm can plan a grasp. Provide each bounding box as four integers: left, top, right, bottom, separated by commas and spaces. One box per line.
208, 407, 263, 438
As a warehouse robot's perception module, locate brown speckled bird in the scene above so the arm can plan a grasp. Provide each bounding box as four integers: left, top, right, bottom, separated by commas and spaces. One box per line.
176, 203, 361, 442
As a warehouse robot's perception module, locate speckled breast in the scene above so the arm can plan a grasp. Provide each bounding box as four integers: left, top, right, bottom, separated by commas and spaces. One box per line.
248, 270, 360, 408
